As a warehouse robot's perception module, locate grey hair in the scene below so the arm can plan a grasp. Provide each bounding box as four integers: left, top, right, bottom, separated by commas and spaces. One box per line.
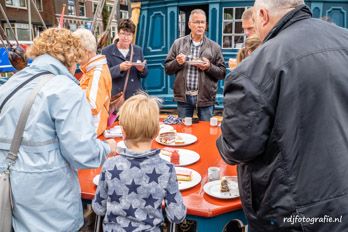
242, 7, 253, 20
255, 0, 304, 10
189, 9, 206, 21
72, 28, 97, 53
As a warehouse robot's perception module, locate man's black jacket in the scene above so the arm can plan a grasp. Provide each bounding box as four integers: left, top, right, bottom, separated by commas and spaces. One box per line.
217, 5, 348, 232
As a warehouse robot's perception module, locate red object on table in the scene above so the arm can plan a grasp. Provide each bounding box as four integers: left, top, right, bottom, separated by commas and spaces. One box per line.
78, 122, 242, 218
170, 150, 180, 165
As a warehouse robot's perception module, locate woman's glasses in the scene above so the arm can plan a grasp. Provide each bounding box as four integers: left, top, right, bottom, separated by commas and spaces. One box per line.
119, 32, 133, 38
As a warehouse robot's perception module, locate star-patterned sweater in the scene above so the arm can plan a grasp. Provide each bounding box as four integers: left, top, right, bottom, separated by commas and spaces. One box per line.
92, 147, 186, 232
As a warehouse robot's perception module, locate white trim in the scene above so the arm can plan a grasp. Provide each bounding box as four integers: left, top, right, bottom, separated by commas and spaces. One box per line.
221, 6, 247, 49
0, 65, 14, 68
56, 14, 91, 20
78, 1, 86, 17
4, 5, 26, 9
5, 0, 27, 9
1, 40, 33, 45
92, 113, 101, 133
89, 67, 102, 110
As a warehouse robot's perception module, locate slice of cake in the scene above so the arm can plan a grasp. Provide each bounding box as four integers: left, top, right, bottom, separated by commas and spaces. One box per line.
220, 177, 230, 193
176, 169, 192, 181
160, 148, 180, 165
160, 147, 176, 156
158, 129, 176, 144
175, 134, 185, 144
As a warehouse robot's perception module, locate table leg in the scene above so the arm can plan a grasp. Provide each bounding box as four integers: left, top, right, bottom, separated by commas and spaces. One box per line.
94, 215, 101, 232
169, 222, 176, 232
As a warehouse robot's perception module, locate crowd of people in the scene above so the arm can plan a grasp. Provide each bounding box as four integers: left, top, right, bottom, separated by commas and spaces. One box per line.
1, 0, 348, 231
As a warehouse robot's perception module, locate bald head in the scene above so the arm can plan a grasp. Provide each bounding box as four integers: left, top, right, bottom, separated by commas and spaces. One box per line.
254, 0, 304, 11
253, 0, 304, 41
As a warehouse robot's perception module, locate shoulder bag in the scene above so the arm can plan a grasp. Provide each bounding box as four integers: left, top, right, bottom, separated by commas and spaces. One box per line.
109, 44, 134, 114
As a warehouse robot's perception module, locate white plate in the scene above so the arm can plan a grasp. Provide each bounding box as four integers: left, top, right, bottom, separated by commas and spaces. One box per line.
203, 179, 239, 199
104, 126, 122, 138
156, 133, 197, 147
159, 148, 200, 166
187, 60, 206, 65
117, 140, 126, 148
93, 174, 100, 185
175, 167, 201, 191
159, 124, 174, 133
130, 61, 146, 67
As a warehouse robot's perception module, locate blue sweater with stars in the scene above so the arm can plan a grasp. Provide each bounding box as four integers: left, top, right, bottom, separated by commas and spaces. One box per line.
92, 147, 186, 232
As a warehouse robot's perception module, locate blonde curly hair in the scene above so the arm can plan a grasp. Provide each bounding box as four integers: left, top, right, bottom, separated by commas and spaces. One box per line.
26, 28, 85, 68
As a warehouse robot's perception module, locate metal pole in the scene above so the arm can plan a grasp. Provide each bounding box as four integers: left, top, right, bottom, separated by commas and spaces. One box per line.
27, 0, 33, 41
94, 215, 101, 232
0, 3, 19, 45
0, 24, 13, 48
0, 33, 10, 57
105, 0, 119, 32
127, 0, 132, 18
30, 0, 47, 30
91, 0, 106, 34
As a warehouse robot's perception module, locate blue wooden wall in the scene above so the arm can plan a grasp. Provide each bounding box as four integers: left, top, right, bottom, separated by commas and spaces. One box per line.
136, 0, 348, 109
310, 0, 348, 27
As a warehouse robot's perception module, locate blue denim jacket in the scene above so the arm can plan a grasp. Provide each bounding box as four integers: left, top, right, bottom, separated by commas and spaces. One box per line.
92, 147, 186, 232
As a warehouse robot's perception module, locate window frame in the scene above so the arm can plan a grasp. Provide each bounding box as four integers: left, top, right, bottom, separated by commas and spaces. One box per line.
92, 1, 98, 14
106, 3, 112, 13
111, 26, 116, 39
4, 23, 31, 42
5, 0, 27, 9
221, 7, 247, 49
178, 10, 186, 38
120, 0, 128, 6
35, 0, 43, 11
67, 0, 76, 16
78, 1, 86, 17
120, 10, 129, 19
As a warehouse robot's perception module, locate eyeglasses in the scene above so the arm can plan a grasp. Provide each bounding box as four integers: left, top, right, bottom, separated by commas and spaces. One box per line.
119, 32, 133, 38
191, 20, 206, 25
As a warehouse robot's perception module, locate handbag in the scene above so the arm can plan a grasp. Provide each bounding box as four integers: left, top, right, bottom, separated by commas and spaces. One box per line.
0, 73, 52, 232
109, 45, 134, 114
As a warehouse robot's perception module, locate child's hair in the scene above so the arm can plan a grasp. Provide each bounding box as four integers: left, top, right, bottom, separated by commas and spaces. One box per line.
237, 35, 262, 64
118, 92, 161, 144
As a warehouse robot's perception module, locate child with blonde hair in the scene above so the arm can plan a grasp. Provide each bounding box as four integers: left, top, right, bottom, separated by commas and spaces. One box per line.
92, 92, 186, 231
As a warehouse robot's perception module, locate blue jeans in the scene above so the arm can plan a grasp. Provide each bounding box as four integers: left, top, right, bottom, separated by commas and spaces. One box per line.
177, 95, 214, 121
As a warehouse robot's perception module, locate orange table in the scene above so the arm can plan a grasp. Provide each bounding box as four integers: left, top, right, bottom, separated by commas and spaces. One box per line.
78, 122, 246, 231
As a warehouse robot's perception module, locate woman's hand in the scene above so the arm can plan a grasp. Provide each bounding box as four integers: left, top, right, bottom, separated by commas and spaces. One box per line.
134, 63, 145, 72
119, 61, 133, 72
